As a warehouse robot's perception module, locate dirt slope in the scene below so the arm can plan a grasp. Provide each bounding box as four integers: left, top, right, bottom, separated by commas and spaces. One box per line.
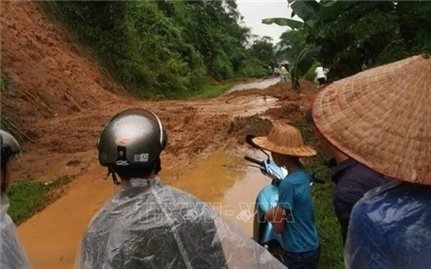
1, 1, 121, 134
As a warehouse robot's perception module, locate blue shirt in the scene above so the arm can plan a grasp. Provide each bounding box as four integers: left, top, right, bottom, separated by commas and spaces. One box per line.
346, 181, 431, 269
278, 169, 319, 252
331, 159, 385, 242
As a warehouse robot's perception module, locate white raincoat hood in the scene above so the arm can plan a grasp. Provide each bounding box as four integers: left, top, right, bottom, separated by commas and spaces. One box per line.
0, 194, 33, 269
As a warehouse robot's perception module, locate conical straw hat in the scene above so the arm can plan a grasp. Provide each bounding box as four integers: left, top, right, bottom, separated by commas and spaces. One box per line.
252, 123, 316, 157
313, 54, 431, 185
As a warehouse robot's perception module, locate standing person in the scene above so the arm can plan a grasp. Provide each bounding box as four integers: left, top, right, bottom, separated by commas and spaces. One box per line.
274, 67, 281, 77
0, 130, 33, 269
314, 65, 326, 87
280, 65, 289, 83
312, 54, 431, 269
267, 65, 274, 76
252, 123, 320, 269
78, 108, 285, 269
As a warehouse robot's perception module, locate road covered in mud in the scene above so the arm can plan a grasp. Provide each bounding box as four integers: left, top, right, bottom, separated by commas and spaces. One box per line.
15, 79, 317, 268
1, 2, 319, 267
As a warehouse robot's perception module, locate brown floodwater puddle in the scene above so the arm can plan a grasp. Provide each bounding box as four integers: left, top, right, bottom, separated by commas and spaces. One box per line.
171, 150, 270, 236
18, 149, 271, 268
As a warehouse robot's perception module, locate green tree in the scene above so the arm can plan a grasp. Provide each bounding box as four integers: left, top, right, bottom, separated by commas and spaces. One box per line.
44, 0, 265, 98
249, 36, 277, 67
265, 0, 431, 80
276, 29, 308, 64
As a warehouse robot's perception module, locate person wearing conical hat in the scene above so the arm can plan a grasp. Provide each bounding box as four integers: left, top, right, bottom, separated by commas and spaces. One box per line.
253, 123, 320, 269
312, 54, 431, 269
306, 109, 386, 244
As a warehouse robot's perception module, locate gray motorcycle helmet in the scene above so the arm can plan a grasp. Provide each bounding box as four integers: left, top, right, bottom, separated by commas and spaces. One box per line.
1, 129, 21, 167
98, 108, 167, 171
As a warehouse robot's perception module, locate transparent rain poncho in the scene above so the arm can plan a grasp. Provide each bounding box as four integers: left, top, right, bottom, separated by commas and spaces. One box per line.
0, 195, 33, 269
77, 178, 286, 269
345, 180, 431, 269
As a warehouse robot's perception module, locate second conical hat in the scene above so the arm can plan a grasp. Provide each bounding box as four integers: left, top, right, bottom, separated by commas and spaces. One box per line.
313, 54, 431, 185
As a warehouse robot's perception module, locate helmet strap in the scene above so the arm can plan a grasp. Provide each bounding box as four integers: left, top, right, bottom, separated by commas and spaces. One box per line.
154, 157, 162, 175
106, 167, 121, 185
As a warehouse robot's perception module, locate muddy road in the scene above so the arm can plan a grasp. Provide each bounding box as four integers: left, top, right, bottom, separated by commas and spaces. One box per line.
15, 79, 318, 269
226, 77, 280, 93
17, 149, 270, 269
1, 3, 319, 267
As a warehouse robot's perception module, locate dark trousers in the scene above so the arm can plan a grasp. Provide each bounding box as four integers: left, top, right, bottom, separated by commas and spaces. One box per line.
283, 246, 320, 269
318, 78, 326, 85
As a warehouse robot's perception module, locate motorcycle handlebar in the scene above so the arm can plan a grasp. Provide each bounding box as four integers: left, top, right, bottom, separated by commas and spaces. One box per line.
244, 156, 263, 166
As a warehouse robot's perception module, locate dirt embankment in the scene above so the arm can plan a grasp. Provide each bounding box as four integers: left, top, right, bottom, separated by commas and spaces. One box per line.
0, 2, 122, 132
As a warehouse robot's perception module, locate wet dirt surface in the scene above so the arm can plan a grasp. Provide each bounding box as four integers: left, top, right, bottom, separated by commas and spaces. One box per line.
14, 84, 288, 268
2, 2, 319, 268
17, 166, 114, 269
192, 95, 280, 117
17, 149, 271, 269
172, 149, 272, 236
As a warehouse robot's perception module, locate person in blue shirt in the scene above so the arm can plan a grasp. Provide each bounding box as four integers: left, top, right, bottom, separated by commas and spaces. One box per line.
252, 123, 320, 269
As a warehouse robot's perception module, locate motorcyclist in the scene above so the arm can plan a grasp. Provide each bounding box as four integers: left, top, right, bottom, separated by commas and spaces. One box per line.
77, 108, 285, 269
0, 129, 33, 269
253, 123, 320, 269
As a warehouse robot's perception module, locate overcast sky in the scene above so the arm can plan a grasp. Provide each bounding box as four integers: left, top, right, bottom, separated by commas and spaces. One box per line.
236, 0, 295, 44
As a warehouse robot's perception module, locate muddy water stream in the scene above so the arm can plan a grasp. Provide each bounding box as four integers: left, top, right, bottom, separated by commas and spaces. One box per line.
18, 150, 271, 268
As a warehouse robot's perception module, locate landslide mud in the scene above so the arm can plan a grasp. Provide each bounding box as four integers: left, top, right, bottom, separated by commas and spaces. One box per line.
2, 2, 319, 268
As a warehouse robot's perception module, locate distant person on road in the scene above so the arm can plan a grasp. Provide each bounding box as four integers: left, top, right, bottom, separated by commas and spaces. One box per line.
280, 66, 289, 83
0, 129, 33, 269
267, 65, 274, 76
273, 67, 281, 77
312, 54, 431, 269
77, 108, 285, 269
253, 123, 320, 269
314, 65, 327, 87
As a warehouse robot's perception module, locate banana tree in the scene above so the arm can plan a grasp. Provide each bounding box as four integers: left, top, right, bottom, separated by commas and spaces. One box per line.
262, 0, 352, 89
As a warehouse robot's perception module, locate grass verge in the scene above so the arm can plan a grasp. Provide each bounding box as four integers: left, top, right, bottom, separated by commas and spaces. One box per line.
7, 175, 72, 224
295, 120, 344, 269
191, 81, 237, 99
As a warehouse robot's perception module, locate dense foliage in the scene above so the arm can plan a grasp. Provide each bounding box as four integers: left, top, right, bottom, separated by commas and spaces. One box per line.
311, 0, 431, 79
266, 0, 431, 81
248, 36, 277, 67
45, 0, 266, 98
